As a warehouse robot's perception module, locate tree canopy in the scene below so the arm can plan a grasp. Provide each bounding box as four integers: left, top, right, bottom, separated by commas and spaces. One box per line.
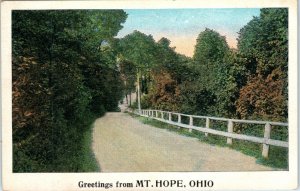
12, 10, 127, 172
236, 8, 288, 121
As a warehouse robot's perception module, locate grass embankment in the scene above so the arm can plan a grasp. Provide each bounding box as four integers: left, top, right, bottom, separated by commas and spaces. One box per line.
128, 112, 288, 169
49, 114, 100, 172
13, 115, 100, 172
78, 120, 100, 171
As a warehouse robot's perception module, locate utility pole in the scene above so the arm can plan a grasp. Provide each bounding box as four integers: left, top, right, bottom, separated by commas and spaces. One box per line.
137, 68, 141, 112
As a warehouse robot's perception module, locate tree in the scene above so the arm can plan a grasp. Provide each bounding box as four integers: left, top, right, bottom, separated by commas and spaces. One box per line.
236, 68, 286, 121
12, 10, 127, 172
194, 28, 229, 65
142, 37, 190, 111
237, 9, 288, 76
236, 8, 288, 121
119, 59, 136, 106
179, 28, 232, 116
118, 31, 158, 110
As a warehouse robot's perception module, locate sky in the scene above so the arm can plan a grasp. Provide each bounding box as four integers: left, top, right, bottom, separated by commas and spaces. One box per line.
117, 9, 260, 57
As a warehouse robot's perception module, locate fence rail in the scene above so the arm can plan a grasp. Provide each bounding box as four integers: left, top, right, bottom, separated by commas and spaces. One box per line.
131, 109, 288, 158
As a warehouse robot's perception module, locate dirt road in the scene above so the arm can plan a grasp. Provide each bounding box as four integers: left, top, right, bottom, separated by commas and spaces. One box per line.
92, 112, 273, 172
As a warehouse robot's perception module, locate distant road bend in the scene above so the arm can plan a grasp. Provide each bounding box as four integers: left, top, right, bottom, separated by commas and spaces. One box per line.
92, 112, 273, 172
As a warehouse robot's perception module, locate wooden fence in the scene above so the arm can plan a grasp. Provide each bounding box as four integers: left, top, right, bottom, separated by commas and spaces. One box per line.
132, 109, 288, 158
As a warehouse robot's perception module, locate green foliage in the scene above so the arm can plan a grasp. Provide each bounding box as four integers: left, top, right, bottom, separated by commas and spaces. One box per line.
236, 8, 288, 121
140, 8, 288, 124
12, 10, 126, 172
178, 29, 234, 116
148, 70, 181, 111
232, 140, 288, 169
118, 32, 191, 110
193, 28, 229, 64
117, 30, 160, 106
236, 69, 286, 121
119, 59, 136, 105
238, 9, 288, 75
132, 9, 288, 168
144, 37, 190, 111
118, 30, 158, 69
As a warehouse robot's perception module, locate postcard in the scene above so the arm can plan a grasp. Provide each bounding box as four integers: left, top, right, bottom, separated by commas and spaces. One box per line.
1, 0, 298, 190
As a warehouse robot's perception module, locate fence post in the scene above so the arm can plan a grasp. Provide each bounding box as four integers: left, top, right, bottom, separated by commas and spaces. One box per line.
205, 118, 210, 136
155, 110, 158, 118
169, 112, 172, 121
227, 120, 233, 145
161, 111, 164, 120
189, 116, 193, 132
177, 114, 181, 129
262, 123, 271, 158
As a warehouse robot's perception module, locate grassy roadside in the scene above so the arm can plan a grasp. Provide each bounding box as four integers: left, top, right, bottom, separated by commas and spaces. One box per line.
64, 116, 101, 172
79, 121, 101, 172
13, 114, 101, 172
51, 115, 101, 172
127, 112, 288, 170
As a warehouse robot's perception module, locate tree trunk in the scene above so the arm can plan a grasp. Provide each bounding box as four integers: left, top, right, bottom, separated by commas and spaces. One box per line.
137, 69, 141, 111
